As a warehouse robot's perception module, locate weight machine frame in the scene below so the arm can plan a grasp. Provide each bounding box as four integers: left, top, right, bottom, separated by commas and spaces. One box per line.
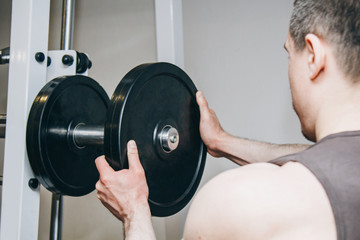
0, 0, 184, 239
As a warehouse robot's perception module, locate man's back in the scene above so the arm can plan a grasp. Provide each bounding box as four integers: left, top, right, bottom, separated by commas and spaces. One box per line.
271, 131, 360, 240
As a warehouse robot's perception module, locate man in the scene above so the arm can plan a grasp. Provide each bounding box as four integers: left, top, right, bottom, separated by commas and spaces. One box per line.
95, 0, 360, 239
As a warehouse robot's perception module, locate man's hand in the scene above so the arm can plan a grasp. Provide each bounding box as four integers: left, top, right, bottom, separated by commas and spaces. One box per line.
95, 140, 156, 239
196, 91, 228, 157
196, 91, 309, 164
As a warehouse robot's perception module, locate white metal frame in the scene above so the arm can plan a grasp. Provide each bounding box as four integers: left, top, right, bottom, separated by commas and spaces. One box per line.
47, 50, 80, 81
0, 0, 50, 239
155, 0, 184, 69
0, 0, 184, 239
154, 1, 185, 239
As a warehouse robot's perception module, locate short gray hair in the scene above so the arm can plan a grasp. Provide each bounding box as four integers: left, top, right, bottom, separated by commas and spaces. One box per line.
290, 0, 360, 81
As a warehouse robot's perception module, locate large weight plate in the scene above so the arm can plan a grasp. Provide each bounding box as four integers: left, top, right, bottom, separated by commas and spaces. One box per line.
104, 62, 207, 216
27, 75, 109, 196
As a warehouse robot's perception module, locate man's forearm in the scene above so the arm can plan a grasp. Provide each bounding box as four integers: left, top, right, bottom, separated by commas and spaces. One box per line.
124, 211, 156, 240
213, 132, 310, 165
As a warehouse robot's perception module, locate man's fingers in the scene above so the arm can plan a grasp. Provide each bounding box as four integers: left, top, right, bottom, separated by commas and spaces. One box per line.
95, 180, 103, 191
95, 156, 114, 178
196, 91, 210, 118
127, 140, 143, 171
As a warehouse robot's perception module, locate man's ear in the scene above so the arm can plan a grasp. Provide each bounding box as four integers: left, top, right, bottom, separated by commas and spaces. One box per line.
305, 34, 326, 80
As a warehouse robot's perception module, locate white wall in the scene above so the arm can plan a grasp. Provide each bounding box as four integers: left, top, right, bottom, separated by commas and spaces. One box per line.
0, 0, 310, 239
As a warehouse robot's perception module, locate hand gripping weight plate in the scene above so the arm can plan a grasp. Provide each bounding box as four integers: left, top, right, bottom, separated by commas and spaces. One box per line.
104, 62, 207, 217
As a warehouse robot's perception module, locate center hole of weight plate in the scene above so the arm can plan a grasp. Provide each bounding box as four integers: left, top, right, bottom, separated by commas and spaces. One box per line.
159, 125, 179, 153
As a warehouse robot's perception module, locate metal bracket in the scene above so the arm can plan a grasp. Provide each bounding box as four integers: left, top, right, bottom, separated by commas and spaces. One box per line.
47, 50, 88, 81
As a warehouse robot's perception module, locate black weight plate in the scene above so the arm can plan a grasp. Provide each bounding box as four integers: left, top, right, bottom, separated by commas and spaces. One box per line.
104, 62, 207, 216
26, 75, 109, 196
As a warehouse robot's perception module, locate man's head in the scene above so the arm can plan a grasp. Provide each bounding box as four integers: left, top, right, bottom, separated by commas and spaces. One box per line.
285, 0, 360, 141
290, 0, 360, 81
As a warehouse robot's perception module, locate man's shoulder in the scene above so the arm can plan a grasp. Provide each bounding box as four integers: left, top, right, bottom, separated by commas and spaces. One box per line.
183, 162, 336, 240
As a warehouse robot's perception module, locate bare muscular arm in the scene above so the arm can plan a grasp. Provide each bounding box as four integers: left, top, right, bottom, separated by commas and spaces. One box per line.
183, 162, 336, 240
196, 91, 310, 165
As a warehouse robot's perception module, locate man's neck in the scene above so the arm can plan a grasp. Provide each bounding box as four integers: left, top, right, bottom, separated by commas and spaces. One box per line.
315, 87, 360, 141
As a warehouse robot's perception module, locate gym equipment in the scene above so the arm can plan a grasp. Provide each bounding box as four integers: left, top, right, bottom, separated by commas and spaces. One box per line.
0, 47, 10, 64
0, 114, 5, 138
26, 75, 109, 196
26, 62, 207, 216
3, 0, 186, 238
0, 114, 5, 124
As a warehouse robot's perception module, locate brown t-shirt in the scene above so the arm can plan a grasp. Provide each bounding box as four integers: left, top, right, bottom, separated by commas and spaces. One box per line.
271, 131, 360, 240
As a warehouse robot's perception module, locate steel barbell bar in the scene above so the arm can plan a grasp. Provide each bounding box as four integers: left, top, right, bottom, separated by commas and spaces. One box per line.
46, 120, 179, 153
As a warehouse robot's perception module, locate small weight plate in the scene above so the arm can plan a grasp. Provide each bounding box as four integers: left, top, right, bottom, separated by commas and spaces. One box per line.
104, 62, 207, 216
26, 75, 109, 196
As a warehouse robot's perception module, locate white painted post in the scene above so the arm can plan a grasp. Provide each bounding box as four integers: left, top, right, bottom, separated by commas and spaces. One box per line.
155, 0, 184, 69
154, 1, 186, 239
0, 0, 50, 239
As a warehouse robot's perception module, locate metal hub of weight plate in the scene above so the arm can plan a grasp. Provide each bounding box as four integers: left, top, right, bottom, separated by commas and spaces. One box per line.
26, 75, 109, 196
104, 62, 207, 217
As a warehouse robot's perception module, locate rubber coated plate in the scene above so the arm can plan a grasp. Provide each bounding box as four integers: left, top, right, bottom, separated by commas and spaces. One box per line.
104, 62, 207, 216
27, 76, 109, 196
